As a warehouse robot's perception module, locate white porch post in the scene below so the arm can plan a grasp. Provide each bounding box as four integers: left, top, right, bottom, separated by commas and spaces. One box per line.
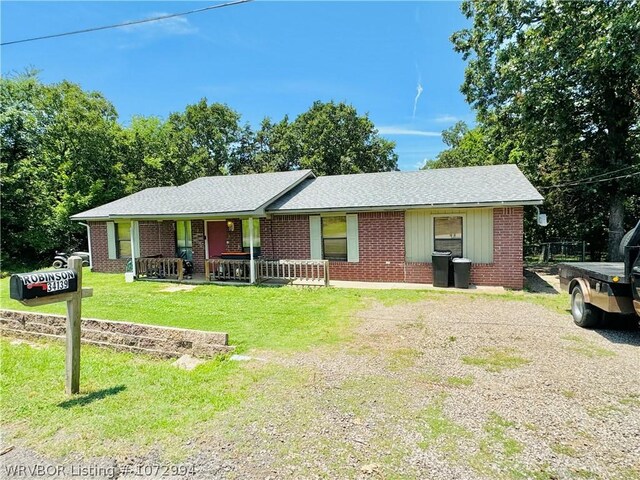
130, 221, 137, 277
249, 217, 256, 284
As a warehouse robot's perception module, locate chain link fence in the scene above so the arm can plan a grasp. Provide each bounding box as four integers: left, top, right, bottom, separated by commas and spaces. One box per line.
524, 241, 604, 264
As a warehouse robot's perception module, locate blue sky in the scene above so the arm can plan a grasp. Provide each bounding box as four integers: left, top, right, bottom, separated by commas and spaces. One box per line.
1, 1, 474, 171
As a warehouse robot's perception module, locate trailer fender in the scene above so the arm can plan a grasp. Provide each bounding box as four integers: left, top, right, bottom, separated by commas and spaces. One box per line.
568, 278, 592, 303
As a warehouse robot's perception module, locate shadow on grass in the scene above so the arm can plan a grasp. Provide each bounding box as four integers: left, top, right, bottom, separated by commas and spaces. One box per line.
58, 385, 126, 409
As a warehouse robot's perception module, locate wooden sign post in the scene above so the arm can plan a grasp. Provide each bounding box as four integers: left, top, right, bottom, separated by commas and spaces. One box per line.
65, 257, 83, 394
9, 256, 93, 395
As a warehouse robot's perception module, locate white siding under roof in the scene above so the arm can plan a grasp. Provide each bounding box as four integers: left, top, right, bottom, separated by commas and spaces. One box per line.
405, 208, 494, 263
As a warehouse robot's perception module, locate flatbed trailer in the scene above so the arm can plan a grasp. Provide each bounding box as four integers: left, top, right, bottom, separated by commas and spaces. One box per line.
558, 221, 640, 328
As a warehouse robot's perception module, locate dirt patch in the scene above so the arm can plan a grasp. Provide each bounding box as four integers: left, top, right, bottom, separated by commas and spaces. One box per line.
160, 284, 198, 293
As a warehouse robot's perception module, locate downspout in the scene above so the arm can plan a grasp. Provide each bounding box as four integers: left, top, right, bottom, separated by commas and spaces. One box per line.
78, 222, 92, 268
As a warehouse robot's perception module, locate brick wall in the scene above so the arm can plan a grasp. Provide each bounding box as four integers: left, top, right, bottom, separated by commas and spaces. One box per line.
226, 219, 243, 251
89, 221, 128, 273
470, 207, 524, 289
1, 309, 232, 358
139, 221, 176, 258
90, 221, 177, 274
192, 220, 205, 274
261, 215, 311, 259
329, 212, 406, 282
260, 212, 405, 282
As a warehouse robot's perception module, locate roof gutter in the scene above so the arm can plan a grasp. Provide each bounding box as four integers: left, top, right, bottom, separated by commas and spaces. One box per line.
71, 210, 269, 222
265, 199, 544, 215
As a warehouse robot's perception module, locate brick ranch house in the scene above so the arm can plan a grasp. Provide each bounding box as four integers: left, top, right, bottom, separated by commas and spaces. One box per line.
71, 165, 543, 289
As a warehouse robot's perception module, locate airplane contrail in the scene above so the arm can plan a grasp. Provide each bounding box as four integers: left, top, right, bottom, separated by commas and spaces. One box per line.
412, 81, 423, 119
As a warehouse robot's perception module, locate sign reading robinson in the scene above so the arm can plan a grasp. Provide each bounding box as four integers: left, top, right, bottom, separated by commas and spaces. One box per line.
10, 269, 79, 301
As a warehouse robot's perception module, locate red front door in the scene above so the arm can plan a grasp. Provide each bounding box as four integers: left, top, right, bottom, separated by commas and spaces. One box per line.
207, 221, 227, 258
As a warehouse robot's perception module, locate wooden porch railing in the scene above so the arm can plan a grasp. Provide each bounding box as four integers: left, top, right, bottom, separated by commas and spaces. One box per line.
205, 259, 251, 282
204, 258, 330, 286
136, 257, 183, 281
256, 259, 329, 286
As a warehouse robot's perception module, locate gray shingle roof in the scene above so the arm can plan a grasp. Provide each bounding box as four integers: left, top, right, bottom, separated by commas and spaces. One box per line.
267, 165, 543, 212
71, 165, 543, 220
71, 170, 314, 220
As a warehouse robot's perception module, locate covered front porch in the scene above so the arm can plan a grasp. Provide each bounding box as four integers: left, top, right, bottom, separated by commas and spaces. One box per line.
122, 214, 326, 287
134, 257, 330, 287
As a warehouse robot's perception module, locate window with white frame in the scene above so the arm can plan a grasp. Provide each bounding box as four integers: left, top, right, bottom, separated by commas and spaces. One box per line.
176, 220, 193, 260
321, 216, 348, 261
433, 216, 463, 257
242, 219, 261, 256
116, 222, 132, 258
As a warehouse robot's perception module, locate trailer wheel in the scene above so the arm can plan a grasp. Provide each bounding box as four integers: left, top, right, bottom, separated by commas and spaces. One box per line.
571, 284, 601, 328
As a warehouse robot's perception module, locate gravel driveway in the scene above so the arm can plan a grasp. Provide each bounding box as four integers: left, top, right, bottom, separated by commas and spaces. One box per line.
2, 294, 639, 480
199, 295, 640, 480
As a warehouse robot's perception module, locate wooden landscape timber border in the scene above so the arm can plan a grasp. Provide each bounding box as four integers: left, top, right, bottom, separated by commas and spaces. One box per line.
0, 309, 233, 358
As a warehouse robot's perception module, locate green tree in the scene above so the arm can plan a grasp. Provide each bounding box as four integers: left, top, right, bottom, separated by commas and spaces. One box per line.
0, 71, 55, 268
165, 99, 242, 183
292, 101, 398, 175
121, 116, 174, 191
229, 116, 302, 175
453, 0, 640, 259
0, 73, 127, 268
423, 121, 493, 169
40, 80, 127, 243
230, 102, 398, 176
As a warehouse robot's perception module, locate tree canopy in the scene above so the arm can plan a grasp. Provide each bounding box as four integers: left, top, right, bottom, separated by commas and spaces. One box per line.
433, 0, 640, 259
0, 73, 397, 270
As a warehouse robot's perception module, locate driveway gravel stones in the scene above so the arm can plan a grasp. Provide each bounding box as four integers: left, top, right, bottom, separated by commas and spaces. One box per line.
199, 296, 639, 479
2, 294, 639, 479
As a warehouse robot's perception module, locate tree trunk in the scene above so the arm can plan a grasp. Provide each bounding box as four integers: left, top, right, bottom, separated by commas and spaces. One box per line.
607, 195, 625, 261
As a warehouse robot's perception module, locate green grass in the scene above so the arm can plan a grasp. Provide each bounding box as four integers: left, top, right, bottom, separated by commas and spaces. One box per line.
446, 375, 474, 387
561, 335, 616, 359
2, 269, 571, 353
1, 269, 370, 352
0, 339, 267, 459
619, 394, 640, 408
462, 347, 530, 373
550, 442, 578, 457
388, 347, 422, 370
418, 394, 472, 455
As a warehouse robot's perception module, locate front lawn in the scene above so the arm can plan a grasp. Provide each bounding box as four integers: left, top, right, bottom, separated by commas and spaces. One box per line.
1, 269, 376, 351
1, 339, 263, 459
0, 270, 577, 466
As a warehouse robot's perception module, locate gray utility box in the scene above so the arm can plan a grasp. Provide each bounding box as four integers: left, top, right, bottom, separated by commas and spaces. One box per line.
452, 258, 471, 289
432, 251, 452, 287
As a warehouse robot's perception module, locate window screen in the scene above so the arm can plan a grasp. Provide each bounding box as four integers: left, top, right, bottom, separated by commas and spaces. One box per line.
434, 216, 463, 257
322, 216, 347, 261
